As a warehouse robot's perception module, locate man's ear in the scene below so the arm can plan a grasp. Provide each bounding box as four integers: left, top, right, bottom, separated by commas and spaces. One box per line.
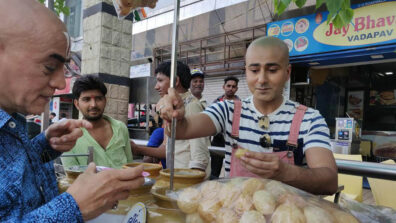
0, 41, 4, 53
73, 99, 79, 110
0, 40, 5, 65
286, 64, 291, 81
175, 76, 180, 87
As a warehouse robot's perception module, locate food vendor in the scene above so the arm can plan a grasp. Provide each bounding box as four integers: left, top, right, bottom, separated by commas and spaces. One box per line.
157, 36, 338, 195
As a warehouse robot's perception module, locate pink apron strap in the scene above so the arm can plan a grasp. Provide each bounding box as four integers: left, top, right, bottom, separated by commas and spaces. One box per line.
287, 105, 307, 147
231, 100, 242, 138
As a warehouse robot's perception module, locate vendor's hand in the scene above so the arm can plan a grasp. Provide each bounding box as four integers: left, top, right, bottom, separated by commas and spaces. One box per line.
240, 151, 288, 180
45, 119, 92, 152
130, 139, 138, 151
67, 162, 144, 221
143, 155, 154, 163
156, 88, 185, 122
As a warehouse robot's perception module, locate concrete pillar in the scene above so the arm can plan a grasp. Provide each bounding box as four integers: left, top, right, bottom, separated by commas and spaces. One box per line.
81, 0, 133, 123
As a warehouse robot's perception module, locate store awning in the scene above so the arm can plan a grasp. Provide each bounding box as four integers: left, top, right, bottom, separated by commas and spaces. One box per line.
290, 43, 396, 67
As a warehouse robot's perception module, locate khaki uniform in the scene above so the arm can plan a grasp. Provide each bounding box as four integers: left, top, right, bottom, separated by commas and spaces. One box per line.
167, 91, 211, 178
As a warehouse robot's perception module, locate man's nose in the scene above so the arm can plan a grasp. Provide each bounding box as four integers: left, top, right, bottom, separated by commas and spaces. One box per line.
50, 68, 66, 90
257, 71, 268, 84
89, 98, 98, 106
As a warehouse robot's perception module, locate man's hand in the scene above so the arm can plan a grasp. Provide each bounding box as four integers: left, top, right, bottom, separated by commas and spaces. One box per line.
156, 88, 185, 122
240, 151, 288, 180
130, 139, 138, 152
45, 119, 92, 152
67, 163, 144, 221
241, 149, 338, 195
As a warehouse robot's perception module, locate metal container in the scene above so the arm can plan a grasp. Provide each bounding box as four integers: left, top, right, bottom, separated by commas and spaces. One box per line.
123, 162, 162, 179
153, 169, 206, 190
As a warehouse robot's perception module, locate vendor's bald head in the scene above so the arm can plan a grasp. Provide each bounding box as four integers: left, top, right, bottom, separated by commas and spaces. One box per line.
0, 0, 69, 115
246, 36, 289, 65
245, 36, 291, 104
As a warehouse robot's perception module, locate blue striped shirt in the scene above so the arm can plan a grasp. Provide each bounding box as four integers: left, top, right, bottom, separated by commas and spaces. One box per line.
203, 96, 331, 176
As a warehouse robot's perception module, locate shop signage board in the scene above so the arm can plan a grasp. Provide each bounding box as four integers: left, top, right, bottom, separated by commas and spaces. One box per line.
267, 0, 396, 57
130, 63, 151, 78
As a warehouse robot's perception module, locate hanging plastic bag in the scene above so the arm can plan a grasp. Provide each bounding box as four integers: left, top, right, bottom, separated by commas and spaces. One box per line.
112, 0, 157, 20
175, 177, 362, 223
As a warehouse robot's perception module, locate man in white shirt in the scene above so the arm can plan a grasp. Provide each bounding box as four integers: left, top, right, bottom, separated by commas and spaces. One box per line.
131, 61, 211, 177
190, 69, 207, 108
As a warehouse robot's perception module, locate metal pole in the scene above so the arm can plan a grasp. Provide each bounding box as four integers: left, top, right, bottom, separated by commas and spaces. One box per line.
132, 138, 396, 181
87, 146, 94, 164
146, 79, 150, 133
48, 0, 54, 11
60, 154, 89, 157
168, 0, 181, 191
336, 159, 396, 180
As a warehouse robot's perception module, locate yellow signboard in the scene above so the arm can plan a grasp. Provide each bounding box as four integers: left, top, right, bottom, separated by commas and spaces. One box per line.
313, 1, 396, 46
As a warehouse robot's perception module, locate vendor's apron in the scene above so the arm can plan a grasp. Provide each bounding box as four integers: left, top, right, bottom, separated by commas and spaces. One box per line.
229, 100, 307, 177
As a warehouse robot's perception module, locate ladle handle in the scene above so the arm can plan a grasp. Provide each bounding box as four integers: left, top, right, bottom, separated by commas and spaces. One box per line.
168, 0, 181, 191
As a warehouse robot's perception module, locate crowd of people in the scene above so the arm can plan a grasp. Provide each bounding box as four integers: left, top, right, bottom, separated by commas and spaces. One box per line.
0, 0, 337, 221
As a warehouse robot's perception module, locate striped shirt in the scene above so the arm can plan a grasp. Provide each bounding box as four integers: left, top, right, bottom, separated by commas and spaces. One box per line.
203, 96, 331, 177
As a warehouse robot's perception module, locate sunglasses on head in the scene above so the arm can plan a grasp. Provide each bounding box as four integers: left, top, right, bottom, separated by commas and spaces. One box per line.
258, 116, 271, 147
259, 133, 271, 148
258, 116, 270, 130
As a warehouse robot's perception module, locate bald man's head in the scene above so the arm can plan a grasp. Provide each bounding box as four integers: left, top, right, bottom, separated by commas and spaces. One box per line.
247, 36, 289, 65
244, 36, 291, 106
0, 0, 69, 115
0, 0, 66, 50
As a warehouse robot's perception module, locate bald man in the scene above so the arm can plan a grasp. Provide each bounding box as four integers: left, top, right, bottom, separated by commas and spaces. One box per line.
156, 36, 338, 195
0, 0, 143, 221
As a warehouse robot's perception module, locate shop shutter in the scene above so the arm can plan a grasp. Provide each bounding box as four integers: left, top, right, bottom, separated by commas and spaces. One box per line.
203, 74, 251, 106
